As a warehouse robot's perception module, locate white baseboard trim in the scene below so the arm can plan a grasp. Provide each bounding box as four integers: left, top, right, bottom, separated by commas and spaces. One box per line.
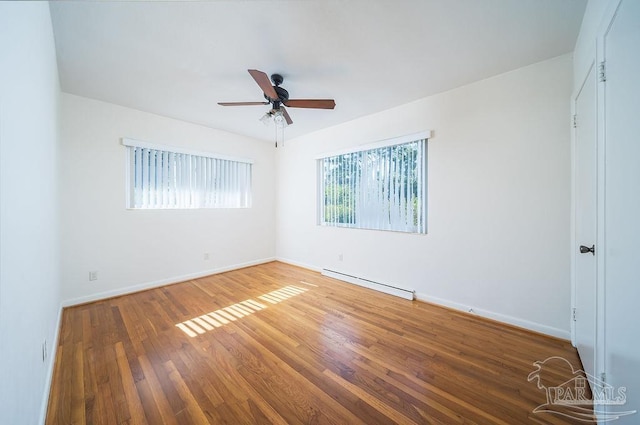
275, 257, 323, 272
62, 257, 276, 307
39, 302, 63, 424
274, 260, 568, 340
415, 292, 570, 340
322, 269, 415, 301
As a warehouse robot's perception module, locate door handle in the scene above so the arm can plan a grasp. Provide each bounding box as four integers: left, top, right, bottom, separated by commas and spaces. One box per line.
579, 245, 595, 255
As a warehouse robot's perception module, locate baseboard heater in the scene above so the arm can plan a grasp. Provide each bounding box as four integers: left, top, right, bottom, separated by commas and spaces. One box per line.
322, 269, 415, 301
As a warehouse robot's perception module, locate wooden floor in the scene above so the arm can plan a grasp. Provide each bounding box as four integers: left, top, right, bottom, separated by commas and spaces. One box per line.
47, 262, 591, 424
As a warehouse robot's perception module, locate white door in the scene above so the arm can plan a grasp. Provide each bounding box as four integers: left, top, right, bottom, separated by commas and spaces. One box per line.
574, 64, 597, 382
603, 0, 640, 422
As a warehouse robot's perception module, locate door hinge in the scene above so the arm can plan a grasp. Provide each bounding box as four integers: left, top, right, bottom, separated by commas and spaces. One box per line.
572, 308, 577, 321
572, 114, 577, 128
599, 61, 606, 83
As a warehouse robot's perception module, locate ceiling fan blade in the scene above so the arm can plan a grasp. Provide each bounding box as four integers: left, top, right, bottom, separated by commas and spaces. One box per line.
281, 107, 293, 125
248, 69, 278, 100
284, 99, 336, 109
218, 101, 270, 106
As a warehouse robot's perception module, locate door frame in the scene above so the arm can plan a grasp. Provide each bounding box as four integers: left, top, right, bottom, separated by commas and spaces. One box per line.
570, 60, 597, 374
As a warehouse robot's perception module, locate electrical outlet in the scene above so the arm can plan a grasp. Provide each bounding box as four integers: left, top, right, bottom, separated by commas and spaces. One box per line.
42, 340, 47, 362
203, 253, 210, 261
89, 271, 98, 281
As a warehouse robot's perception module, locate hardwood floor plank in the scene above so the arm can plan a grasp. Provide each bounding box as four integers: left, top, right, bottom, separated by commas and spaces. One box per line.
137, 354, 179, 425
229, 318, 396, 424
164, 360, 212, 425
352, 357, 473, 424
203, 339, 291, 425
46, 262, 591, 424
46, 343, 64, 424
115, 342, 147, 425
71, 342, 86, 424
82, 346, 99, 424
229, 323, 371, 425
323, 368, 420, 425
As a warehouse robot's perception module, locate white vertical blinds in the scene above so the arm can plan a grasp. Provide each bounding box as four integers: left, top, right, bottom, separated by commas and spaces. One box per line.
126, 144, 252, 209
319, 138, 426, 233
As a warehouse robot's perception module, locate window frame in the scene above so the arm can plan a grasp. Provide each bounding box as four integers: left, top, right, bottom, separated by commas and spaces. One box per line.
316, 131, 430, 234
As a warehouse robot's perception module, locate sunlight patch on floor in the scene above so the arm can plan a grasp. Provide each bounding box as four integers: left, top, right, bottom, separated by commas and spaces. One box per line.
175, 285, 308, 337
258, 285, 307, 304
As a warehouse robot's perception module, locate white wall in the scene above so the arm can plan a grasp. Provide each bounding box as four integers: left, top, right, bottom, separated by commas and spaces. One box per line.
277, 54, 573, 338
59, 94, 276, 304
0, 3, 62, 424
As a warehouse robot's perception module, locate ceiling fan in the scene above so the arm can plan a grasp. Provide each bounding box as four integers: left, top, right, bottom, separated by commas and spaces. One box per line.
218, 69, 336, 126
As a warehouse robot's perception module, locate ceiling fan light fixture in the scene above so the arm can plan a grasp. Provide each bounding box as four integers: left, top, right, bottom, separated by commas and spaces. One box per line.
273, 109, 288, 128
259, 109, 288, 129
259, 111, 273, 125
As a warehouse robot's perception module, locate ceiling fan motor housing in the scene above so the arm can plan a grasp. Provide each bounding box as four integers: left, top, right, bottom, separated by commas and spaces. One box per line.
270, 73, 284, 86
264, 85, 289, 103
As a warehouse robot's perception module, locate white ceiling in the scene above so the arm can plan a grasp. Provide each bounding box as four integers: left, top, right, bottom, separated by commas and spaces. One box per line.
50, 0, 586, 142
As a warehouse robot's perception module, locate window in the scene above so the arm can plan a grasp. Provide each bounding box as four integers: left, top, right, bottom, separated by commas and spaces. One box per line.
318, 133, 428, 233
123, 138, 252, 209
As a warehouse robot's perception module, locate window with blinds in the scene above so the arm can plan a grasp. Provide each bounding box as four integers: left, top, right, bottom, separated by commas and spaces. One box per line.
318, 135, 427, 233
123, 139, 252, 209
